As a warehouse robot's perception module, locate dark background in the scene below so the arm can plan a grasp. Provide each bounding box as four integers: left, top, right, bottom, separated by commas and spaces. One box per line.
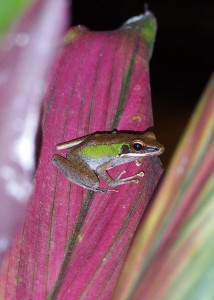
71, 0, 214, 167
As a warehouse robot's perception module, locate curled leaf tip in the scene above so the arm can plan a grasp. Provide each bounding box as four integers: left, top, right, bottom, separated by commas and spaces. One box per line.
64, 25, 87, 44
122, 11, 157, 58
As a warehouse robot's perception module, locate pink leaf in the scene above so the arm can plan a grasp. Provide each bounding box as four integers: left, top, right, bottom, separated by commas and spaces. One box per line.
0, 0, 67, 261
0, 12, 163, 299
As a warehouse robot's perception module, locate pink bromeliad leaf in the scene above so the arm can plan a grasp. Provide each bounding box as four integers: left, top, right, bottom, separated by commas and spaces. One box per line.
0, 11, 163, 299
0, 0, 67, 262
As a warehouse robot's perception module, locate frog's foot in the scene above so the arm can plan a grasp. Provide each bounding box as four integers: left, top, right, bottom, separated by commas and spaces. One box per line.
116, 170, 144, 183
97, 169, 144, 188
136, 159, 142, 166
93, 187, 118, 193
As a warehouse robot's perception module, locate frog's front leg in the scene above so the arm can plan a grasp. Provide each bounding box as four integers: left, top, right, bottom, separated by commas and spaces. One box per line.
52, 154, 104, 192
96, 161, 144, 187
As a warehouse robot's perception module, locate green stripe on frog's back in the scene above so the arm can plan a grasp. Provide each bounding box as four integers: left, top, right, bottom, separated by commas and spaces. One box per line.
79, 143, 129, 158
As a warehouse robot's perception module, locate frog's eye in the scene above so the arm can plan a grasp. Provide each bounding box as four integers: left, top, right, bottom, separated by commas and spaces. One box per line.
132, 140, 145, 151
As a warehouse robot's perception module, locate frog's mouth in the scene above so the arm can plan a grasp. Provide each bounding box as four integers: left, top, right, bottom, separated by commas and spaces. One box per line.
119, 144, 165, 157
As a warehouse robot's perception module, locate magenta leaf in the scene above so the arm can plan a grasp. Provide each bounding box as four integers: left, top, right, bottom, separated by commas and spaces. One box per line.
0, 12, 163, 299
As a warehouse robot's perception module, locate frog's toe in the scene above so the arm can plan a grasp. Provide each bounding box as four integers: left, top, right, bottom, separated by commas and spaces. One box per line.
116, 170, 126, 179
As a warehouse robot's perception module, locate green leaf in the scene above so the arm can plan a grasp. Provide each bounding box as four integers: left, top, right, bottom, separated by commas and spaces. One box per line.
0, 0, 33, 37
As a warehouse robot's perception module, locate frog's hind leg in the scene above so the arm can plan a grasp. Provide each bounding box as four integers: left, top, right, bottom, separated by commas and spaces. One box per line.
52, 154, 100, 191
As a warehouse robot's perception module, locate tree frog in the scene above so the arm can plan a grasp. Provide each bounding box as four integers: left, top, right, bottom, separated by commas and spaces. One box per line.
52, 131, 164, 192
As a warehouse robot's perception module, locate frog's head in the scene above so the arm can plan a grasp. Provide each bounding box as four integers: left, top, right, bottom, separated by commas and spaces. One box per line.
118, 132, 164, 158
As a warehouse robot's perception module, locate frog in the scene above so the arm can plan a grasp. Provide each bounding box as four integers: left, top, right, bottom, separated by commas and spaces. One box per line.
52, 131, 164, 192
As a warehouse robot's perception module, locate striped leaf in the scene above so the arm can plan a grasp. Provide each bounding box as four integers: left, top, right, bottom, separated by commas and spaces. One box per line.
0, 12, 164, 299
114, 74, 214, 300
